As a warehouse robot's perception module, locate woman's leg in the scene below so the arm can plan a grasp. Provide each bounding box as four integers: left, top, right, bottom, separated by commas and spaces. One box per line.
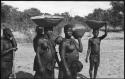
45, 69, 54, 79
34, 71, 44, 79
89, 57, 94, 79
72, 72, 77, 79
58, 69, 64, 79
1, 61, 13, 79
34, 71, 40, 79
93, 58, 100, 79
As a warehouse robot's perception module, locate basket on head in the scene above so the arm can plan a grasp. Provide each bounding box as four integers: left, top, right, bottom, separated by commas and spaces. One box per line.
31, 15, 64, 27
72, 24, 87, 39
85, 20, 106, 30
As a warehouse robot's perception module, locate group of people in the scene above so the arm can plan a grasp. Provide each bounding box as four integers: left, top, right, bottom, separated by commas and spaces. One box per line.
1, 23, 107, 79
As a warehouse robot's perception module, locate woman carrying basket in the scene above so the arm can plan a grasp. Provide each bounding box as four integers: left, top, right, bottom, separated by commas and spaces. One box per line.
58, 24, 84, 79
33, 26, 58, 79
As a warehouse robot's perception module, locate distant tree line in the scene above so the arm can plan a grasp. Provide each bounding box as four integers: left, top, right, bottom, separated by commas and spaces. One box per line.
85, 1, 124, 29
1, 1, 124, 34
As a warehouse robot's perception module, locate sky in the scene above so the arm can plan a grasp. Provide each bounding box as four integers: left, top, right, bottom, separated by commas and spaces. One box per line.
2, 1, 112, 17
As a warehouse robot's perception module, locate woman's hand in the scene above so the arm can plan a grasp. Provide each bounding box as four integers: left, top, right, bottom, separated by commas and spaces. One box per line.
13, 47, 18, 51
76, 37, 83, 52
67, 70, 71, 76
66, 69, 72, 79
40, 67, 45, 73
85, 57, 88, 63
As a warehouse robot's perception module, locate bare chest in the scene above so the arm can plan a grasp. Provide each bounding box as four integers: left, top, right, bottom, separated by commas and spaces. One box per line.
65, 40, 76, 52
91, 38, 101, 46
1, 39, 13, 51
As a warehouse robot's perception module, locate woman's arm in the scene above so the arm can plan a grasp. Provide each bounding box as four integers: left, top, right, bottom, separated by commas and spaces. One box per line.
10, 36, 17, 49
99, 23, 108, 40
55, 52, 60, 67
77, 38, 83, 52
1, 48, 17, 56
36, 39, 45, 72
33, 38, 37, 52
72, 38, 83, 53
85, 39, 91, 63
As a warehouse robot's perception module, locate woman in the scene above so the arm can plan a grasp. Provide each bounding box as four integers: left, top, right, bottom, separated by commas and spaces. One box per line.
1, 28, 17, 79
33, 26, 57, 79
58, 24, 83, 79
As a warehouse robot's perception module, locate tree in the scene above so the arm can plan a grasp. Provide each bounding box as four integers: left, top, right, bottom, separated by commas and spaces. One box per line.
1, 3, 13, 22
85, 8, 106, 21
74, 15, 85, 22
110, 1, 124, 14
85, 1, 124, 30
61, 12, 71, 23
23, 8, 42, 17
44, 13, 51, 15
110, 1, 124, 29
111, 1, 124, 30
53, 13, 61, 16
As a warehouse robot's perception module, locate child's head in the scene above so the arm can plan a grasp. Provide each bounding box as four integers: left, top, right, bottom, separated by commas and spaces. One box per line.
70, 60, 83, 73
55, 36, 63, 45
92, 29, 99, 37
64, 24, 73, 38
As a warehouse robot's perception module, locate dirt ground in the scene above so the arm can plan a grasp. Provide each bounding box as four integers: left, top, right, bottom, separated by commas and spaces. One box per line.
12, 39, 124, 79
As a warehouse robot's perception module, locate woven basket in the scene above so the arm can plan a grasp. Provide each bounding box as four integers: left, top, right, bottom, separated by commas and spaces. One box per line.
72, 24, 87, 38
31, 15, 64, 27
85, 20, 106, 30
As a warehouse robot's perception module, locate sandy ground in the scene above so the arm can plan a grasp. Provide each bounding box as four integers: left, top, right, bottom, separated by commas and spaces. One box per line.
12, 39, 124, 79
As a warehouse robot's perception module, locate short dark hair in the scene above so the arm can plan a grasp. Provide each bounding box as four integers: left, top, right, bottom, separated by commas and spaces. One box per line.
44, 27, 53, 32
3, 27, 14, 38
64, 24, 73, 32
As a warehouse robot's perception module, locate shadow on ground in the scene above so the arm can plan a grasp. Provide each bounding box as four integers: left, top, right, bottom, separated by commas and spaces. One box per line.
77, 73, 88, 79
15, 71, 34, 78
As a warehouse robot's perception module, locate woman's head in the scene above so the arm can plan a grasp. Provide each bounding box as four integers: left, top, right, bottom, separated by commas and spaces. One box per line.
36, 26, 44, 35
64, 24, 73, 38
92, 29, 99, 37
44, 27, 53, 34
3, 28, 14, 40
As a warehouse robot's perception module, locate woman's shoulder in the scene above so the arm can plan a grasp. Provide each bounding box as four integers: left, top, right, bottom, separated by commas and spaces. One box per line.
71, 38, 76, 41
70, 38, 78, 44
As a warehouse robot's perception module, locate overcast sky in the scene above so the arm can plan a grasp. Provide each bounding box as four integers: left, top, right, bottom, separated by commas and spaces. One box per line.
2, 1, 112, 17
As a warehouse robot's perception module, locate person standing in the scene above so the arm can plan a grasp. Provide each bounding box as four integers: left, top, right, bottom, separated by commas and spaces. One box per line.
85, 25, 107, 79
33, 26, 58, 79
1, 28, 17, 79
58, 24, 83, 79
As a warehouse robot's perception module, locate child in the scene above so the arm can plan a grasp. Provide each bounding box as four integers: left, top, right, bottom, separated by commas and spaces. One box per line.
85, 25, 107, 79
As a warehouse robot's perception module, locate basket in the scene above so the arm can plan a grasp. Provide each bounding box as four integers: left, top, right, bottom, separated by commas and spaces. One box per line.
85, 20, 106, 30
72, 24, 87, 38
31, 15, 64, 27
